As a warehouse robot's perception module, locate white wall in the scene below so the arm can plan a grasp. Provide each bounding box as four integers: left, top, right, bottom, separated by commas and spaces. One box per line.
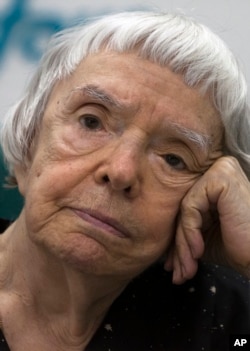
0, 0, 249, 118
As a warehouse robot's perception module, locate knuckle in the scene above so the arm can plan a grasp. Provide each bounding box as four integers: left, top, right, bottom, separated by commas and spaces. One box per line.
213, 155, 240, 173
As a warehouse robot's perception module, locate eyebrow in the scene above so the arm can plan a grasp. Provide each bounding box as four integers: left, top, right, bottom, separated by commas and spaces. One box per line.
74, 84, 211, 151
170, 122, 211, 151
76, 84, 124, 110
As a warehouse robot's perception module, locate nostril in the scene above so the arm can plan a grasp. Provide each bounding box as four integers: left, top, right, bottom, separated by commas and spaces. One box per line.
124, 186, 131, 193
102, 175, 109, 183
102, 173, 132, 193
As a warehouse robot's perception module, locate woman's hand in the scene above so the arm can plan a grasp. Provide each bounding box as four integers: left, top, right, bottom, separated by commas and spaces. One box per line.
165, 156, 250, 284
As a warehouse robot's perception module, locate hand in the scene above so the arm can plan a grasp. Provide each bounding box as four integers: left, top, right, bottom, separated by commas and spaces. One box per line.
165, 156, 250, 284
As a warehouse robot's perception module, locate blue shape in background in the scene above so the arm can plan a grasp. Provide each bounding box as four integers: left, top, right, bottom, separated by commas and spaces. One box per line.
0, 0, 145, 67
0, 150, 23, 221
0, 0, 66, 66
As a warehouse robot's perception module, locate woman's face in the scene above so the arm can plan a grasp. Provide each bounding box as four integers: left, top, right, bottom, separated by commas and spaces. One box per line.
16, 52, 223, 280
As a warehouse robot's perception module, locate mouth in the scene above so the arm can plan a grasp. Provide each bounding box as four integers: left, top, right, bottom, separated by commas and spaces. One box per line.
72, 208, 129, 238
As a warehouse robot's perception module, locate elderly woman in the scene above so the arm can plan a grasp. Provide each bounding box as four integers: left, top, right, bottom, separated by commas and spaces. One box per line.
0, 11, 250, 351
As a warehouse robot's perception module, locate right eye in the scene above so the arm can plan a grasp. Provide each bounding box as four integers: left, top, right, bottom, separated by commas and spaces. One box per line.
79, 115, 103, 131
163, 154, 186, 170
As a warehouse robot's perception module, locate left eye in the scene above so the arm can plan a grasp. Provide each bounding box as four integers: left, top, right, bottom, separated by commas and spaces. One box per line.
164, 154, 186, 170
79, 115, 103, 130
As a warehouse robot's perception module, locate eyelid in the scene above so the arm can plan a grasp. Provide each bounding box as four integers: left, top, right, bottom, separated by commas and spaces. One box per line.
77, 103, 108, 115
77, 104, 108, 122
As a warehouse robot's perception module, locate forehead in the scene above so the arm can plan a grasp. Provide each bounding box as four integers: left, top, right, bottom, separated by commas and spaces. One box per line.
49, 52, 222, 140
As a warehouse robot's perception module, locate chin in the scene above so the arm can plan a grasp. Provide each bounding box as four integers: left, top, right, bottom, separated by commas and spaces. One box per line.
28, 225, 160, 279
49, 232, 112, 273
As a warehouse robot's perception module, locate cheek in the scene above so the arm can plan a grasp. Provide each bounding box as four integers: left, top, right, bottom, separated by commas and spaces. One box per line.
22, 163, 79, 233
25, 159, 88, 202
141, 179, 197, 244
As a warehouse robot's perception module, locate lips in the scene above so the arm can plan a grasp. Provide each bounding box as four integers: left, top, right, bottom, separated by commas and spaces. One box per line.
72, 208, 129, 238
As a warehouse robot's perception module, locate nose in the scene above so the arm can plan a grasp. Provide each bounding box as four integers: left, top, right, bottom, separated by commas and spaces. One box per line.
94, 139, 144, 197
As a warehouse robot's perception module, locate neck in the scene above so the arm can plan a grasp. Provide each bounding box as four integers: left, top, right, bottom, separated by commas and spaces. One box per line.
0, 213, 128, 349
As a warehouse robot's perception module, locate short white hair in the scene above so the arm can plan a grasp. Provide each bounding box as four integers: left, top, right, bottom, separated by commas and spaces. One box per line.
1, 11, 250, 180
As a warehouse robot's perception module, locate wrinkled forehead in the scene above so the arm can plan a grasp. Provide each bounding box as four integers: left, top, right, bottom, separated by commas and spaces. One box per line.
47, 52, 223, 144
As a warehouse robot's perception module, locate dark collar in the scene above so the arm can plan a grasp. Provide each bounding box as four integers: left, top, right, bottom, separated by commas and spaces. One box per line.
0, 218, 10, 233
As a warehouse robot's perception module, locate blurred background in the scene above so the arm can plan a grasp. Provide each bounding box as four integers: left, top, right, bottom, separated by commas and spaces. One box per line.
0, 0, 249, 219
1, 0, 250, 119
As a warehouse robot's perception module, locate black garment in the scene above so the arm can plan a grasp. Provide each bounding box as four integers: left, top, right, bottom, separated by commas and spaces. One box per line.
0, 218, 249, 351
0, 329, 9, 351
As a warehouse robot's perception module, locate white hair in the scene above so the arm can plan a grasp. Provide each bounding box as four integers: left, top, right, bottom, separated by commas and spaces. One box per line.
1, 11, 250, 181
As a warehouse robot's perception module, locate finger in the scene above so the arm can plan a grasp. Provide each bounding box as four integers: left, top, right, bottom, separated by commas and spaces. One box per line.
177, 186, 208, 262
173, 221, 199, 283
179, 210, 205, 260
172, 250, 184, 284
172, 248, 199, 284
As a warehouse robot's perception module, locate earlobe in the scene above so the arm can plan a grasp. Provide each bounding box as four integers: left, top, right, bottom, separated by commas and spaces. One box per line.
14, 164, 28, 196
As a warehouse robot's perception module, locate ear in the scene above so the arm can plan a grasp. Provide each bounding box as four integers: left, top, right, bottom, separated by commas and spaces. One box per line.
14, 164, 29, 196
13, 136, 38, 197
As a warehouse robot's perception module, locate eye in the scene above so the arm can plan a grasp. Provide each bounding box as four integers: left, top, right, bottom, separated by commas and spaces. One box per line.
79, 115, 103, 131
164, 154, 186, 170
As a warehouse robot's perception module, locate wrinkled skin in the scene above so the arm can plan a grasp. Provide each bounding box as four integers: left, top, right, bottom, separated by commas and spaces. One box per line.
4, 52, 250, 350
16, 52, 225, 281
165, 156, 250, 284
